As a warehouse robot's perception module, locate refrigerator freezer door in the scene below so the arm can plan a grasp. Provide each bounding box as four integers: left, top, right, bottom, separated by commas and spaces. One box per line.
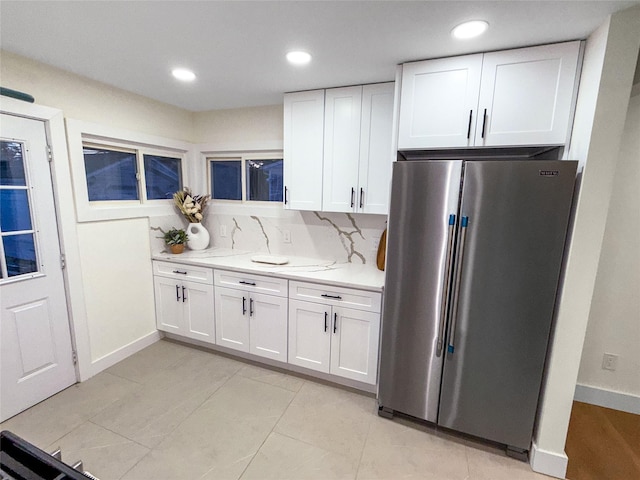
378, 160, 463, 422
438, 160, 577, 450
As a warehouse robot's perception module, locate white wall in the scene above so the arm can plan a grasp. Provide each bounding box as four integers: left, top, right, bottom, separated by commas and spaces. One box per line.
531, 6, 640, 478
575, 90, 640, 405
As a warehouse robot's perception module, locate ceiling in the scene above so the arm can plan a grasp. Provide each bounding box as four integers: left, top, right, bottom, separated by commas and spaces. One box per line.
1, 1, 638, 112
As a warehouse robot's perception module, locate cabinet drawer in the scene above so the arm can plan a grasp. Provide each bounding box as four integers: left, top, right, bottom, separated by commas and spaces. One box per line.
153, 261, 213, 284
214, 270, 287, 297
289, 281, 381, 313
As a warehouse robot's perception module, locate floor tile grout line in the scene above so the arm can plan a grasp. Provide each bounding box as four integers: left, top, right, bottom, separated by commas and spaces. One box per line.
353, 410, 376, 480
236, 377, 302, 479
114, 371, 239, 480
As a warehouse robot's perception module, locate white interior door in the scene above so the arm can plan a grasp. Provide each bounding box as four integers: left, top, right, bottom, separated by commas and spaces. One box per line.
0, 114, 76, 422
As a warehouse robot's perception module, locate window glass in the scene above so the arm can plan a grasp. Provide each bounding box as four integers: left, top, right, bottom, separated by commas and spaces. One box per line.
144, 154, 182, 200
211, 160, 242, 200
246, 159, 283, 202
0, 141, 27, 186
83, 146, 138, 201
3, 234, 38, 277
0, 189, 33, 232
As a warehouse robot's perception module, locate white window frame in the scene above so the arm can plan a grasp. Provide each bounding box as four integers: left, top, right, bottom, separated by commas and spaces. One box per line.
67, 119, 193, 222
207, 151, 284, 205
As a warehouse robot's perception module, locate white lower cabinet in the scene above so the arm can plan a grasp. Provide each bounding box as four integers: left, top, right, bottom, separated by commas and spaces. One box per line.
153, 275, 215, 344
214, 270, 288, 362
288, 281, 382, 385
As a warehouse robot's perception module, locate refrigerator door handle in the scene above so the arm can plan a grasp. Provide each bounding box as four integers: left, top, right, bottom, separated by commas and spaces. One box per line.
437, 214, 457, 356
448, 215, 469, 354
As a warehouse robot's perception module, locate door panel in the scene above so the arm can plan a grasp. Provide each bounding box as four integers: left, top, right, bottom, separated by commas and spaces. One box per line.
322, 86, 362, 212
398, 54, 483, 148
214, 286, 249, 352
154, 277, 183, 334
477, 42, 580, 146
1, 114, 76, 422
249, 292, 287, 362
438, 160, 577, 449
378, 160, 463, 422
183, 281, 215, 344
288, 299, 330, 373
330, 307, 380, 385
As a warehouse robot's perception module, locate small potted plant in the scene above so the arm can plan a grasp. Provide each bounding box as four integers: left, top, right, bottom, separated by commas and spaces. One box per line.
163, 227, 188, 254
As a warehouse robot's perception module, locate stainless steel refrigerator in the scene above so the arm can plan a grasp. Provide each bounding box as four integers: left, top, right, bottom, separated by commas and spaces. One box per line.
377, 159, 577, 457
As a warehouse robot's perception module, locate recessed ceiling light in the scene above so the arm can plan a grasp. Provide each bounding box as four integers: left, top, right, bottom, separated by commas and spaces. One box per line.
451, 20, 489, 40
172, 68, 196, 82
286, 51, 312, 65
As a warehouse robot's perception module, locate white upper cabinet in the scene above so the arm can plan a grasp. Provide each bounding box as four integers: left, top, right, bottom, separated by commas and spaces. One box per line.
398, 41, 582, 149
284, 82, 394, 214
322, 86, 363, 213
398, 54, 483, 149
477, 42, 581, 146
283, 89, 325, 211
358, 82, 396, 214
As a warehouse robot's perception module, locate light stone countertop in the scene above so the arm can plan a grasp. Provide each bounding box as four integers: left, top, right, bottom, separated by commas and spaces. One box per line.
152, 248, 385, 292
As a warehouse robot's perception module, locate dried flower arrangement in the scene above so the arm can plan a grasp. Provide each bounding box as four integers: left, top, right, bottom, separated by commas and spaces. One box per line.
173, 187, 210, 223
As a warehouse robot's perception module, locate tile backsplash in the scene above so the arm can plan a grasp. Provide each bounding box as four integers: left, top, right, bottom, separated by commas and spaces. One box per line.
150, 210, 387, 265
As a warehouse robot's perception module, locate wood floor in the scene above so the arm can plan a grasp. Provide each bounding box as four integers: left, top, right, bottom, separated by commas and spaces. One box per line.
565, 401, 640, 480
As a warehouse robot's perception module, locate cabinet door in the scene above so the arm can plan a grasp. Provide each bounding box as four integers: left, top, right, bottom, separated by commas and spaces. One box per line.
249, 292, 288, 362
398, 54, 483, 149
183, 280, 215, 344
153, 276, 184, 334
283, 90, 325, 211
476, 41, 581, 146
214, 286, 249, 352
330, 307, 380, 385
288, 299, 331, 373
322, 86, 362, 213
358, 82, 394, 214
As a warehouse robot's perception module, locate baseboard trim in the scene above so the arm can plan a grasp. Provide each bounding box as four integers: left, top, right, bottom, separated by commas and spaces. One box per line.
88, 331, 162, 378
530, 441, 568, 479
574, 384, 640, 415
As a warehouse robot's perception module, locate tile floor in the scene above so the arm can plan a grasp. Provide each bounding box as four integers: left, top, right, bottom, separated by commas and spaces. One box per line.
1, 340, 550, 480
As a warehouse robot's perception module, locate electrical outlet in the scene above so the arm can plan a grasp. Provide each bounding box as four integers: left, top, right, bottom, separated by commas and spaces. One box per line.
220, 225, 227, 237
283, 230, 291, 243
602, 353, 618, 371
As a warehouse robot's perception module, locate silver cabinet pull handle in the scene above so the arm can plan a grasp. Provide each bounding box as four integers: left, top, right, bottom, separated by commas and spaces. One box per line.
436, 214, 456, 356
448, 216, 469, 354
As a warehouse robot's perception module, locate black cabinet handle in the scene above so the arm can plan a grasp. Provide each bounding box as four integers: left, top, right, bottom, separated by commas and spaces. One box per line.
324, 312, 328, 332
284, 186, 288, 205
239, 281, 256, 286
333, 312, 337, 333
250, 298, 254, 317
176, 285, 180, 301
242, 296, 247, 315
321, 294, 342, 300
173, 270, 187, 275
467, 110, 473, 139
350, 188, 355, 208
182, 286, 186, 302
359, 188, 364, 209
481, 108, 487, 139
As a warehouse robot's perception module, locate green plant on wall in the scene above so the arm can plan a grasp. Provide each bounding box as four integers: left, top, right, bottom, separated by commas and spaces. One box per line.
163, 227, 188, 245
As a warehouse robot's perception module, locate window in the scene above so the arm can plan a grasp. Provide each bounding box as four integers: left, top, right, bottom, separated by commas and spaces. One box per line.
209, 154, 283, 203
82, 144, 183, 203
0, 140, 38, 278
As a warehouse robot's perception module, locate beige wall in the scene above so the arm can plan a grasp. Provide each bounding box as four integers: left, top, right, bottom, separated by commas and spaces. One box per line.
0, 50, 194, 141
577, 91, 640, 398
